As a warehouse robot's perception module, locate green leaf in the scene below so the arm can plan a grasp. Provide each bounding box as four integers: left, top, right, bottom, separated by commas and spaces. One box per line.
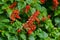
28, 35, 35, 40
0, 10, 3, 14
8, 36, 18, 40
20, 34, 26, 40
17, 1, 26, 11
54, 7, 60, 16
0, 23, 7, 30
55, 18, 60, 27
5, 32, 18, 40
30, 8, 36, 14
0, 1, 3, 4
38, 32, 48, 39
36, 29, 48, 39
1, 19, 10, 23
15, 20, 23, 29
6, 8, 12, 17
55, 18, 60, 24
2, 0, 8, 3
41, 7, 47, 16
35, 4, 42, 11
26, 0, 32, 4
10, 0, 14, 3
45, 19, 54, 29
0, 37, 3, 40
2, 4, 9, 9
1, 31, 5, 36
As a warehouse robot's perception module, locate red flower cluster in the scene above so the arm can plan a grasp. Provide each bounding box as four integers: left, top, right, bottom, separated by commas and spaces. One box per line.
40, 0, 46, 4
25, 5, 30, 13
9, 2, 17, 9
27, 29, 33, 35
23, 10, 40, 35
52, 0, 59, 10
10, 10, 20, 21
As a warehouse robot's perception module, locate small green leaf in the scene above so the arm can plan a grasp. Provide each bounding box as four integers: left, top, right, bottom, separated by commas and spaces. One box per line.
54, 7, 60, 16
28, 35, 35, 40
0, 10, 3, 14
26, 0, 32, 4
15, 20, 23, 29
38, 32, 48, 38
1, 19, 10, 23
6, 8, 12, 17
20, 34, 26, 40
10, 0, 14, 3
18, 1, 26, 11
0, 37, 3, 40
55, 18, 60, 24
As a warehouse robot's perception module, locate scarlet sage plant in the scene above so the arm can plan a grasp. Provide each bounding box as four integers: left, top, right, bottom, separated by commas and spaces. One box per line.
0, 0, 60, 40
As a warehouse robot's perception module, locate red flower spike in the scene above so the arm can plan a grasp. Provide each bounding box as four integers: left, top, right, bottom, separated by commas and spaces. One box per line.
33, 10, 40, 17
42, 17, 46, 21
10, 13, 16, 21
35, 17, 40, 23
40, 0, 45, 4
9, 2, 17, 9
23, 10, 40, 30
10, 10, 21, 21
13, 10, 19, 14
13, 10, 20, 19
25, 5, 30, 13
52, 0, 59, 10
23, 23, 29, 29
17, 29, 21, 33
25, 9, 28, 13
26, 5, 30, 10
15, 14, 20, 19
27, 29, 33, 35
31, 25, 36, 31
48, 15, 51, 19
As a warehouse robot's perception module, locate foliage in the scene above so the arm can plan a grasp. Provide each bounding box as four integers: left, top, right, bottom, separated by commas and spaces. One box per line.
0, 0, 60, 40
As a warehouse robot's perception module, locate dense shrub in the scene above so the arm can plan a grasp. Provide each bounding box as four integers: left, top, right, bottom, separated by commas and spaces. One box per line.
0, 0, 60, 40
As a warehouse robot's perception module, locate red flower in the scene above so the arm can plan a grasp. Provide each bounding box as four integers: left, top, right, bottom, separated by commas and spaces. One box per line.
33, 10, 40, 17
15, 14, 20, 19
52, 0, 59, 10
27, 29, 33, 35
14, 10, 20, 19
17, 29, 21, 33
10, 13, 16, 21
30, 25, 36, 31
35, 17, 40, 23
26, 5, 30, 10
13, 10, 19, 14
23, 10, 40, 31
25, 5, 30, 13
40, 0, 45, 4
25, 9, 28, 13
10, 10, 20, 21
9, 2, 17, 9
42, 17, 46, 21
23, 23, 29, 29
48, 15, 51, 19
